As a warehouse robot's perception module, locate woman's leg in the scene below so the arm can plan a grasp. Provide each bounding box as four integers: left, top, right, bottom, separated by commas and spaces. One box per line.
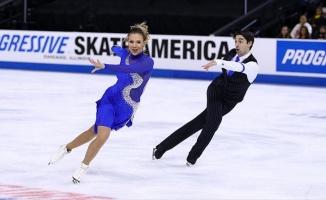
71, 125, 111, 183
66, 125, 97, 151
82, 125, 111, 165
48, 125, 98, 165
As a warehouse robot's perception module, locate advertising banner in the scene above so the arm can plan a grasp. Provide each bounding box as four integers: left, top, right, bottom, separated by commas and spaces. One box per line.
1, 30, 325, 86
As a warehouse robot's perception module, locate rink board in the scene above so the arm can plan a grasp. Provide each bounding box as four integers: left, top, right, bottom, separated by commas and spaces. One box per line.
0, 30, 325, 87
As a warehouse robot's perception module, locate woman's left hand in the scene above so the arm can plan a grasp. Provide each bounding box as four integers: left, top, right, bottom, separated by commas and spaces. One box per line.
89, 59, 105, 73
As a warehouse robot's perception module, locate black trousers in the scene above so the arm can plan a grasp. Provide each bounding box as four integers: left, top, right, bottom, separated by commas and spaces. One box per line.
158, 80, 237, 160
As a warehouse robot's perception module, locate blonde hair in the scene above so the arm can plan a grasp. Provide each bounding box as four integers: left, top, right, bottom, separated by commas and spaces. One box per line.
126, 21, 150, 44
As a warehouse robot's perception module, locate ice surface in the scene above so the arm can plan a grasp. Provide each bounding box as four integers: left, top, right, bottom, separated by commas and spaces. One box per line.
0, 69, 325, 199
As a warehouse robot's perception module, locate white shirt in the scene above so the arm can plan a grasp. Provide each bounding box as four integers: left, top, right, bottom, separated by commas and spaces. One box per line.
216, 51, 259, 83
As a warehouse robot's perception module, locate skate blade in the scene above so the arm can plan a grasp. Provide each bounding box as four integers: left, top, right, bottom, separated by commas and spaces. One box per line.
152, 148, 156, 160
186, 162, 193, 166
48, 158, 55, 165
72, 177, 80, 184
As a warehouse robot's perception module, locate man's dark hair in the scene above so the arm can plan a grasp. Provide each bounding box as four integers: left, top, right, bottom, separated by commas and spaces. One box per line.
232, 30, 255, 49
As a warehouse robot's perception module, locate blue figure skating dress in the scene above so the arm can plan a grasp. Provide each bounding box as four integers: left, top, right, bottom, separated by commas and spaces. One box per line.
94, 46, 154, 133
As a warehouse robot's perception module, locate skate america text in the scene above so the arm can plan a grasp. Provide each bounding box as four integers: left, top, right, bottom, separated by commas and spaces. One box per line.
75, 36, 230, 60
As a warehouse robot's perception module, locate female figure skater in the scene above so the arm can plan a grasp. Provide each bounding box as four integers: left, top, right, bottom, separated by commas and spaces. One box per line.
49, 22, 154, 183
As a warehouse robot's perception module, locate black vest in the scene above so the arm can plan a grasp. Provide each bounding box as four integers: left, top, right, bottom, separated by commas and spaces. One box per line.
211, 48, 258, 104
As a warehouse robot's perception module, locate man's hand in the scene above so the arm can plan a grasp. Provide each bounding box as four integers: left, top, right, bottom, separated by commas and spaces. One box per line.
202, 60, 217, 71
202, 59, 224, 71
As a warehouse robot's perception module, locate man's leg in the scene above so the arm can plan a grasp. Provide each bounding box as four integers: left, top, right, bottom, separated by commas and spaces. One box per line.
187, 84, 236, 165
154, 109, 206, 159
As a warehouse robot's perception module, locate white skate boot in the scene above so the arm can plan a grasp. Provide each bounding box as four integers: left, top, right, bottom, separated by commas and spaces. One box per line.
48, 145, 71, 165
72, 163, 89, 184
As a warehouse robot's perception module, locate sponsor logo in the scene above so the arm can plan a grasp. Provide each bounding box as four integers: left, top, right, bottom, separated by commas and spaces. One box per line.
277, 41, 326, 73
0, 34, 69, 54
0, 31, 232, 62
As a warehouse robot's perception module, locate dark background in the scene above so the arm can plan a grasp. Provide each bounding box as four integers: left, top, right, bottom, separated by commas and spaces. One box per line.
0, 0, 325, 37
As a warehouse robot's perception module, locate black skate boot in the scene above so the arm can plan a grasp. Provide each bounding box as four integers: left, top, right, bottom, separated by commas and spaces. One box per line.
186, 153, 198, 166
152, 145, 166, 160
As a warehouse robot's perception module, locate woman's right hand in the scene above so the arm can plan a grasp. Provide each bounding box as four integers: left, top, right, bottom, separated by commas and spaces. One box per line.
89, 58, 105, 73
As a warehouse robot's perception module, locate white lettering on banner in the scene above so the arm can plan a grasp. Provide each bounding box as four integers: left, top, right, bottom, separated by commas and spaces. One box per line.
0, 34, 69, 53
282, 49, 295, 63
312, 50, 326, 65
281, 49, 326, 65
292, 49, 305, 64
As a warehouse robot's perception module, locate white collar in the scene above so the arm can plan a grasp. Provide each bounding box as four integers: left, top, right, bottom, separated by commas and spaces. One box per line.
235, 51, 251, 62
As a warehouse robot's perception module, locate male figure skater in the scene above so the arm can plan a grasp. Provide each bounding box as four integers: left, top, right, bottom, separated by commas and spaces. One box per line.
153, 30, 259, 165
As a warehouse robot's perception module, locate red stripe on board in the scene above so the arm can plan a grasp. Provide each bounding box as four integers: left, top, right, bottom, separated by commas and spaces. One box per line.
0, 183, 115, 200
